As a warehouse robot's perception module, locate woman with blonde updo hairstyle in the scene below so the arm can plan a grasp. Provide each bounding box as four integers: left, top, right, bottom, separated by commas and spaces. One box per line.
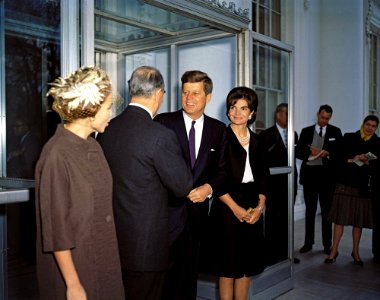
35, 66, 124, 300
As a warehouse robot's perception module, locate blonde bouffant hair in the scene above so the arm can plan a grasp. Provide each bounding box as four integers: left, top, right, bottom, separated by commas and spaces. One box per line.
47, 66, 112, 122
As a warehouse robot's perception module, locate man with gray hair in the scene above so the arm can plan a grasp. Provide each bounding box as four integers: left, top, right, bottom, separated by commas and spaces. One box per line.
98, 66, 193, 300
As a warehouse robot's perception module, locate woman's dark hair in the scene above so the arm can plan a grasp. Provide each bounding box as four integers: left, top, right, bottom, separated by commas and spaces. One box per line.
362, 114, 379, 126
226, 87, 258, 125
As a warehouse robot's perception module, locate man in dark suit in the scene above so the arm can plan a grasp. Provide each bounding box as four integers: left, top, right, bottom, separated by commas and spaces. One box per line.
97, 66, 193, 300
155, 70, 227, 300
296, 104, 342, 255
260, 103, 300, 265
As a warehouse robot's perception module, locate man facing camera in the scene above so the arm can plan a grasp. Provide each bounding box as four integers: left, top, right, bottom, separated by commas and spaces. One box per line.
97, 66, 193, 300
155, 70, 227, 300
296, 104, 342, 255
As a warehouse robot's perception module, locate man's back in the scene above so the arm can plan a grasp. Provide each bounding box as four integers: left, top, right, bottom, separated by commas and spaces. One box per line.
98, 105, 193, 271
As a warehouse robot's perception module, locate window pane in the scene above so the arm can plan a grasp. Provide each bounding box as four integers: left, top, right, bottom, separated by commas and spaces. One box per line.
259, 45, 269, 87
4, 0, 61, 179
259, 0, 270, 6
259, 6, 269, 36
271, 48, 281, 89
254, 88, 266, 133
272, 11, 281, 40
376, 35, 380, 111
125, 50, 170, 115
252, 3, 257, 32
272, 0, 281, 12
253, 41, 290, 129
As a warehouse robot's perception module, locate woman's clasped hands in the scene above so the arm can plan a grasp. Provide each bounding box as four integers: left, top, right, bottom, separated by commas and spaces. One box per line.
233, 205, 262, 224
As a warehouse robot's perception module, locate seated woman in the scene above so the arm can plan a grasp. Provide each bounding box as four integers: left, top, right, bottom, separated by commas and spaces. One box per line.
210, 87, 268, 300
325, 115, 379, 266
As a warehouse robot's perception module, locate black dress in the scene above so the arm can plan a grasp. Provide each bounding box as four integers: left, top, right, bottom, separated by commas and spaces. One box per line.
328, 131, 378, 229
209, 126, 268, 278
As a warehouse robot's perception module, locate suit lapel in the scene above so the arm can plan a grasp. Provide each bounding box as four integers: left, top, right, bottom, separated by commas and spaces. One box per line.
173, 111, 191, 166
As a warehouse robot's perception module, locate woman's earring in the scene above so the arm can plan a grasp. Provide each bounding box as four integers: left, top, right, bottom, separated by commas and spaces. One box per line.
90, 117, 95, 121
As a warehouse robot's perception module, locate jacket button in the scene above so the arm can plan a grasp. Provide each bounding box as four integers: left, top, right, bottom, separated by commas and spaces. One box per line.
106, 215, 112, 222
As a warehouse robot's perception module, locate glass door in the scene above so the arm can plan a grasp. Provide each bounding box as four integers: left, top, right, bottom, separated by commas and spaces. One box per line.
0, 1, 61, 299
249, 33, 295, 298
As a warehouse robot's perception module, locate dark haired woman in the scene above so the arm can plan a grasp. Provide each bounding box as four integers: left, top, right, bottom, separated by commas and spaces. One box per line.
210, 87, 268, 300
325, 115, 379, 266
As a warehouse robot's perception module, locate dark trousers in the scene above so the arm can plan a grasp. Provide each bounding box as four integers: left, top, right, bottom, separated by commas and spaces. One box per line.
163, 203, 208, 300
122, 269, 165, 300
302, 165, 335, 249
265, 176, 289, 264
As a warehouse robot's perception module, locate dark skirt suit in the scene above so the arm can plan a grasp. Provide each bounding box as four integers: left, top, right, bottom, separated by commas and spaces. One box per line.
210, 126, 269, 278
35, 125, 124, 300
328, 131, 378, 229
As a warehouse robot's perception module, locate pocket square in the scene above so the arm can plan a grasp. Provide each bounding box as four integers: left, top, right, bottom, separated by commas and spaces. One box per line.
329, 138, 336, 141
210, 149, 215, 152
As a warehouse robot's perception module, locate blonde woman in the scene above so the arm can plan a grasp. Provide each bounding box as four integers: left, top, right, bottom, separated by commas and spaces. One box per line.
35, 66, 124, 300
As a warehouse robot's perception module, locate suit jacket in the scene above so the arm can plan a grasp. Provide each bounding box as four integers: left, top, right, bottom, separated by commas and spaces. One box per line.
337, 131, 378, 193
259, 125, 298, 206
97, 106, 193, 271
296, 123, 342, 185
220, 126, 269, 197
259, 125, 288, 168
154, 110, 227, 240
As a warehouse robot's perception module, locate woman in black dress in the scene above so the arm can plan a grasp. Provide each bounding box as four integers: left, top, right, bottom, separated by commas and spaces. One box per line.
325, 115, 379, 266
211, 87, 268, 300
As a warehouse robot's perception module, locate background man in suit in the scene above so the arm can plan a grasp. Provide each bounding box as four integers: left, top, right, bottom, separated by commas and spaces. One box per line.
155, 70, 227, 300
296, 104, 342, 255
260, 103, 300, 265
97, 66, 193, 300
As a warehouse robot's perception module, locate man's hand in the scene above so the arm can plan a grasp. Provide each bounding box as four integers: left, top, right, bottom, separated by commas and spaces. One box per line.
187, 184, 212, 203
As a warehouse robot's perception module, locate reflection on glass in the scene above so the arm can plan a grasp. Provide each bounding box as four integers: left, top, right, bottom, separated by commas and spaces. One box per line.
95, 0, 204, 44
3, 3, 61, 292
253, 40, 292, 265
125, 50, 170, 114
5, 1, 60, 179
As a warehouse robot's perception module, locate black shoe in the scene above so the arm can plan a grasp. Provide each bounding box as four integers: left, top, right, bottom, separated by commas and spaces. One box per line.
373, 256, 380, 264
351, 252, 364, 266
324, 247, 332, 255
293, 257, 300, 264
324, 251, 339, 264
299, 245, 312, 253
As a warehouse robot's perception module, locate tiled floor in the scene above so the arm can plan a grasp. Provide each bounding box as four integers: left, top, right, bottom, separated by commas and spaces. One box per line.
7, 214, 380, 299
275, 215, 380, 300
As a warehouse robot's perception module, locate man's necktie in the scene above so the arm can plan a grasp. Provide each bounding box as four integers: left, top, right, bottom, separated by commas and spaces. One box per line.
319, 127, 323, 137
189, 120, 196, 168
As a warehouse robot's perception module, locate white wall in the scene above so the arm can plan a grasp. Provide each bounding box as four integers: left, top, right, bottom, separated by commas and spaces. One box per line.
289, 0, 365, 135
291, 0, 322, 134
320, 0, 365, 133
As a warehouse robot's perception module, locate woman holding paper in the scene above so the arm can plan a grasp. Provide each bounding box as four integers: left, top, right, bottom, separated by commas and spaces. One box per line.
325, 115, 379, 265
